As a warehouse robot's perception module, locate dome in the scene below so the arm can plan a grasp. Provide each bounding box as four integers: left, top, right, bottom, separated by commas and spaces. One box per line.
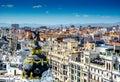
23, 63, 32, 70
21, 31, 50, 79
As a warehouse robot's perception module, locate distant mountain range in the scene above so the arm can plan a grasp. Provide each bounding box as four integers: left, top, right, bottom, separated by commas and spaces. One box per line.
0, 22, 120, 28
80, 22, 120, 27
0, 23, 43, 28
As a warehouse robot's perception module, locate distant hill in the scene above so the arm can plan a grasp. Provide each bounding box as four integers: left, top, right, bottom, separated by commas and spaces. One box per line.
0, 22, 120, 28
80, 22, 120, 27
0, 23, 11, 27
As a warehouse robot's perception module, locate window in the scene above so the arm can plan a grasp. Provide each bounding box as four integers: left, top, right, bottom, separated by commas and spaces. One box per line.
102, 71, 103, 74
82, 55, 84, 58
75, 65, 77, 69
98, 70, 99, 73
71, 64, 74, 68
3, 64, 6, 69
77, 71, 80, 77
114, 75, 116, 79
109, 63, 110, 70
98, 77, 99, 81
90, 74, 92, 78
107, 63, 108, 69
75, 70, 76, 73
51, 48, 52, 50
76, 58, 81, 62
58, 52, 60, 54
71, 75, 74, 80
64, 77, 67, 81
78, 54, 81, 57
0, 64, 2, 68
107, 73, 108, 76
85, 58, 89, 63
84, 79, 86, 82
71, 69, 74, 74
77, 78, 80, 82
75, 76, 76, 80
94, 69, 96, 72
101, 79, 103, 82
63, 65, 67, 69
63, 70, 67, 75
91, 68, 92, 71
77, 66, 80, 70
50, 60, 52, 64
55, 67, 57, 71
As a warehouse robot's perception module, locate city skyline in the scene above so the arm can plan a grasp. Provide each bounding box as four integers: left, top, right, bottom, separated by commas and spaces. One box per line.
0, 0, 120, 25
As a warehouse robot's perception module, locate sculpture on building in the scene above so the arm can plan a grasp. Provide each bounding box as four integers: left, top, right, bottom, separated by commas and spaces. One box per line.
21, 31, 50, 79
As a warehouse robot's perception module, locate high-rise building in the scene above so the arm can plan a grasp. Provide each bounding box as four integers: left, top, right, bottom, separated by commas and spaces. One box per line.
11, 24, 19, 29
46, 38, 120, 82
47, 38, 78, 82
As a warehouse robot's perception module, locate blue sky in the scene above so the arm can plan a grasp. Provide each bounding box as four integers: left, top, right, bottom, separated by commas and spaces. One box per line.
0, 0, 120, 25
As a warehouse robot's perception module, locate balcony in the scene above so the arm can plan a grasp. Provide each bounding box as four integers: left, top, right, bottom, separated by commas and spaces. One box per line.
10, 63, 22, 69
90, 56, 105, 67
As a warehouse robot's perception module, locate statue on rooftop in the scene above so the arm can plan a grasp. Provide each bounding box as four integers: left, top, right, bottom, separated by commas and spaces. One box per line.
21, 31, 50, 79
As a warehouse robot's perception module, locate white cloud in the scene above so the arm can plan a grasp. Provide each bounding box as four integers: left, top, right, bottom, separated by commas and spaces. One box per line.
1, 4, 14, 8
83, 14, 89, 17
101, 16, 110, 18
73, 13, 80, 17
33, 5, 42, 8
1, 5, 5, 7
75, 14, 80, 17
45, 11, 49, 13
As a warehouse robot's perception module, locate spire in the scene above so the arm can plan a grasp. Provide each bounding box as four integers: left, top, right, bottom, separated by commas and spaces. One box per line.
34, 40, 41, 49
33, 31, 41, 49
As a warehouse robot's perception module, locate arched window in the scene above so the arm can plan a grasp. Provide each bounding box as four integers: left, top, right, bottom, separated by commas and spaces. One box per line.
106, 63, 108, 69
109, 63, 111, 70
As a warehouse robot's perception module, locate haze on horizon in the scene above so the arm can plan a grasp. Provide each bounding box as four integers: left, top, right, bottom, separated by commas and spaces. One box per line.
0, 0, 120, 25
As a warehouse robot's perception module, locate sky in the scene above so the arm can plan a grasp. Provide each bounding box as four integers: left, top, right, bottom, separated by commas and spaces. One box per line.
0, 0, 120, 25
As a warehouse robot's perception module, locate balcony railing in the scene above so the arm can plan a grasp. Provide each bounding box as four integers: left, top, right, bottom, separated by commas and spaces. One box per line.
90, 63, 105, 68
90, 57, 105, 66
